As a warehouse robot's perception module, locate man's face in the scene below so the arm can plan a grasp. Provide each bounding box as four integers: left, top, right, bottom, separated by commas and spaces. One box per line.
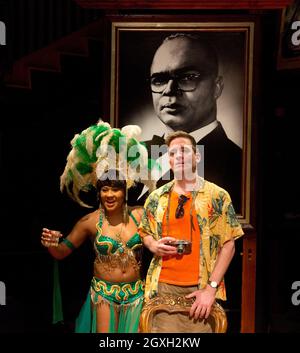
150, 37, 223, 132
168, 137, 199, 180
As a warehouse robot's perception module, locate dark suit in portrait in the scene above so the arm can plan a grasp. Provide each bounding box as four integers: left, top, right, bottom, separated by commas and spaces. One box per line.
198, 122, 242, 211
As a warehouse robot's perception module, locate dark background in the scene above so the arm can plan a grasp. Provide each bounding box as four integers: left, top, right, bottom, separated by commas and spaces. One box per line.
0, 0, 299, 333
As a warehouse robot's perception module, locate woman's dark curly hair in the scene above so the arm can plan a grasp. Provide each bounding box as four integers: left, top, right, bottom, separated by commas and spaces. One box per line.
96, 169, 127, 196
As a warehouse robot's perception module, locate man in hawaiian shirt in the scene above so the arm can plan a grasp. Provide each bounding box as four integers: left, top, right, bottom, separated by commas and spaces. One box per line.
139, 131, 243, 332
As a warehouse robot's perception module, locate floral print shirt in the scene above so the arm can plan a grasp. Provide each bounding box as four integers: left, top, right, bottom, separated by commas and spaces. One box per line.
139, 177, 244, 301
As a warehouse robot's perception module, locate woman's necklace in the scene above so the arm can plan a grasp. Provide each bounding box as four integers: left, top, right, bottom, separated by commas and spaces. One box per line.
105, 215, 125, 249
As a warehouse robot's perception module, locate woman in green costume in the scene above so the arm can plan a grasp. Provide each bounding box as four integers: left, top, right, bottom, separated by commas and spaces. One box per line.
41, 121, 156, 333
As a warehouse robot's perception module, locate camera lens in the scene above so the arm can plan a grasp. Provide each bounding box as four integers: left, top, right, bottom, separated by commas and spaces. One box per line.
177, 244, 184, 254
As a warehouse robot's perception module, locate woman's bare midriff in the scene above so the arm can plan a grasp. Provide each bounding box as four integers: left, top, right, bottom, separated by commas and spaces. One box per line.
93, 260, 140, 283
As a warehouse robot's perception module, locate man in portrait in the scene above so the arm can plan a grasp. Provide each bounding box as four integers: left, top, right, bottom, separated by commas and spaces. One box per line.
144, 33, 242, 212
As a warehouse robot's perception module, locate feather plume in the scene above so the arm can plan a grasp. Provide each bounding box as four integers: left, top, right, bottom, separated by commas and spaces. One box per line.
60, 120, 156, 207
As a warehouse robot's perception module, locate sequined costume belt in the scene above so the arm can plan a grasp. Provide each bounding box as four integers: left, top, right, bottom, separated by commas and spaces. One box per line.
91, 277, 144, 305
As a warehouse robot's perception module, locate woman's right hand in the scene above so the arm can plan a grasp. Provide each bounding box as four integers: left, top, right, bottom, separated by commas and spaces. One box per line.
41, 228, 63, 248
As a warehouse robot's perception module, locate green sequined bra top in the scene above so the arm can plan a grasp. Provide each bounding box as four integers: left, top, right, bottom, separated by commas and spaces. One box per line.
94, 211, 142, 272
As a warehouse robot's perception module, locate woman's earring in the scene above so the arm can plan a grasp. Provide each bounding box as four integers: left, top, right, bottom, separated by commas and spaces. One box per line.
123, 203, 129, 224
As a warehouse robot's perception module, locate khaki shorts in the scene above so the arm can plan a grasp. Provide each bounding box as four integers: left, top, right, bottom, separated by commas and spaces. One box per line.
151, 282, 213, 333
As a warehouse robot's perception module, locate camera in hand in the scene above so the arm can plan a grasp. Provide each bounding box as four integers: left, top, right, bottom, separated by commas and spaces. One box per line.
167, 240, 192, 254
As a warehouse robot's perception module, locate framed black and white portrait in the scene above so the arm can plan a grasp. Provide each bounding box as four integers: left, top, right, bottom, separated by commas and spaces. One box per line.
110, 19, 254, 223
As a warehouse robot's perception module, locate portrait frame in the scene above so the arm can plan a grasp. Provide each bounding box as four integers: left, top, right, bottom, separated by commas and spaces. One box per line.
277, 0, 300, 70
110, 19, 254, 224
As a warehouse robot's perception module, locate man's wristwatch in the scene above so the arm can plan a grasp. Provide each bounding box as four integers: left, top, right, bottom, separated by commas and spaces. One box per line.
207, 280, 218, 289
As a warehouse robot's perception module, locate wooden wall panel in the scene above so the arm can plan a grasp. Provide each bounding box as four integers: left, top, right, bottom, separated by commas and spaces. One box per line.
241, 231, 257, 332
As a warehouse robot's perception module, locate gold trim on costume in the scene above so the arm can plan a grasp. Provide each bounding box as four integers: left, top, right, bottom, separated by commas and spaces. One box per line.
95, 240, 114, 254
92, 278, 144, 302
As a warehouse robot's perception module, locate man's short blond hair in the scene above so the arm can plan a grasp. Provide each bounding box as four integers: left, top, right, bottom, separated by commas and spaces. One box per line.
165, 131, 197, 153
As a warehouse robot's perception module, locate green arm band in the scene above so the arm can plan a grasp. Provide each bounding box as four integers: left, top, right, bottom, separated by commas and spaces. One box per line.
61, 238, 76, 250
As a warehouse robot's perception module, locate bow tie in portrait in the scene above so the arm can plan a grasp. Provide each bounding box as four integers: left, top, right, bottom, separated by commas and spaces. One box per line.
150, 134, 166, 146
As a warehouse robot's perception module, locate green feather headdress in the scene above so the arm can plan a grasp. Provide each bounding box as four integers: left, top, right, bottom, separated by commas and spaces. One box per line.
60, 120, 157, 207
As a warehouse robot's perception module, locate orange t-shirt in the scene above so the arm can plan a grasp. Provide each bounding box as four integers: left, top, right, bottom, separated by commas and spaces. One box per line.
159, 191, 200, 286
